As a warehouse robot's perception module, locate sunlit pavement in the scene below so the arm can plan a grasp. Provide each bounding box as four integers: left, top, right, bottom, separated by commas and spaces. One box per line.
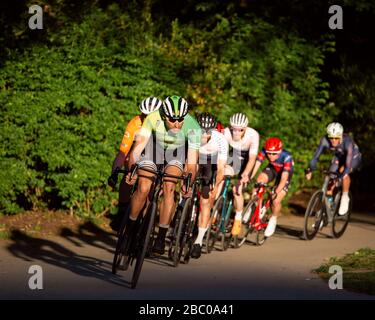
1, 213, 375, 300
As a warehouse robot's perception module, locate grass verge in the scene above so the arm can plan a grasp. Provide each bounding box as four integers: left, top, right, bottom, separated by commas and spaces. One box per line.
314, 248, 375, 295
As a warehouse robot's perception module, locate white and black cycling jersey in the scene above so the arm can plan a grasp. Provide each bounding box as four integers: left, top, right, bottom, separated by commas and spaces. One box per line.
199, 130, 229, 164
223, 127, 260, 158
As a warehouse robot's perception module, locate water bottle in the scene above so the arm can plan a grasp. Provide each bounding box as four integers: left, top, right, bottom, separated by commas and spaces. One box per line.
327, 196, 334, 209
260, 206, 267, 219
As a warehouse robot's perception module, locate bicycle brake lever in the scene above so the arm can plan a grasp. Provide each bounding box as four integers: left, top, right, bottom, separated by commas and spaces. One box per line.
186, 173, 192, 191
130, 164, 139, 181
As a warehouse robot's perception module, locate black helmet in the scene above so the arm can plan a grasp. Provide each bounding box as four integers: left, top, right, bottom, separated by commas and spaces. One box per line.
162, 95, 189, 119
197, 112, 217, 130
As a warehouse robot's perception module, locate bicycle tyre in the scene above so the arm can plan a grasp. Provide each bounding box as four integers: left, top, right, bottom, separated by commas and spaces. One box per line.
205, 195, 224, 253
233, 199, 257, 248
303, 190, 325, 240
130, 201, 157, 289
331, 192, 352, 238
112, 207, 130, 274
181, 198, 197, 264
172, 198, 191, 267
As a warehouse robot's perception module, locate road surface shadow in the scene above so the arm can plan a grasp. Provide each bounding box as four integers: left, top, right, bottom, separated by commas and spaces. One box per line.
274, 225, 305, 240
6, 229, 131, 288
59, 221, 117, 254
288, 203, 307, 216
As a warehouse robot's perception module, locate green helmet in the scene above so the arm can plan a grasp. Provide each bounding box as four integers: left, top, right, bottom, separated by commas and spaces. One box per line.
162, 95, 189, 119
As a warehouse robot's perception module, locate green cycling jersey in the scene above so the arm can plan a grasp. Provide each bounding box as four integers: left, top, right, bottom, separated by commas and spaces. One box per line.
138, 110, 201, 150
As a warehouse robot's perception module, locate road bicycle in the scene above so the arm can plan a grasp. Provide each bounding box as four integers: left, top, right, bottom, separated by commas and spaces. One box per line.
233, 182, 273, 247
303, 170, 351, 240
168, 177, 207, 265
204, 175, 233, 252
111, 165, 191, 288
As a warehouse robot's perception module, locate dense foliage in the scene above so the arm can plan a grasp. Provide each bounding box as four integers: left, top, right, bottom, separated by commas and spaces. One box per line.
1, 1, 373, 215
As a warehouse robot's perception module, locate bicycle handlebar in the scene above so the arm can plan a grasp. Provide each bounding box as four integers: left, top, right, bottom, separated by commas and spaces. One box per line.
117, 165, 192, 189
254, 182, 268, 188
322, 170, 340, 179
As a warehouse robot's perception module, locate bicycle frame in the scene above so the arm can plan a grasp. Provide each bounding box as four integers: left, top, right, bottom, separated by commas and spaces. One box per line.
320, 171, 341, 223
249, 183, 272, 231
208, 176, 233, 234
112, 165, 191, 287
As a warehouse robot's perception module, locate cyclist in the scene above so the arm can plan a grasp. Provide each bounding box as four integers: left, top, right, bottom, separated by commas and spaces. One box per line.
223, 113, 259, 237
305, 122, 362, 215
190, 113, 229, 259
216, 121, 225, 134
127, 95, 201, 255
250, 137, 294, 237
107, 97, 162, 231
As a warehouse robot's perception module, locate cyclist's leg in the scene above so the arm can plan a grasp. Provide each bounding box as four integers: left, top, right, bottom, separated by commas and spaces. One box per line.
265, 189, 286, 237
338, 154, 361, 215
191, 162, 215, 258
110, 175, 133, 232
272, 170, 291, 217
233, 154, 248, 208
265, 170, 290, 237
128, 140, 157, 225
231, 178, 244, 236
231, 155, 249, 235
252, 166, 273, 194
153, 160, 183, 254
214, 165, 233, 200
327, 156, 340, 195
129, 168, 155, 217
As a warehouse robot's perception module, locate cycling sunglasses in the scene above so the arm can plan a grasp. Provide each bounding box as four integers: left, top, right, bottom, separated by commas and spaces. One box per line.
167, 117, 185, 123
328, 137, 341, 141
231, 127, 245, 133
266, 152, 279, 156
202, 128, 213, 134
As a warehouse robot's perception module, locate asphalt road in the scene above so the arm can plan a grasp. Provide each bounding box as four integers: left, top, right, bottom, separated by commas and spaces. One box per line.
1, 212, 375, 300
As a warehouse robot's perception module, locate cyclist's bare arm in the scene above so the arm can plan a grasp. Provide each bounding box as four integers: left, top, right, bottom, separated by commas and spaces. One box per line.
250, 160, 262, 180
111, 151, 127, 174
214, 159, 226, 190
186, 148, 199, 183
241, 154, 257, 181
128, 133, 150, 169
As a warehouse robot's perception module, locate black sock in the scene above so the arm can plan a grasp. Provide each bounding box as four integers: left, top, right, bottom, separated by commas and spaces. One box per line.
126, 218, 137, 235
157, 226, 168, 240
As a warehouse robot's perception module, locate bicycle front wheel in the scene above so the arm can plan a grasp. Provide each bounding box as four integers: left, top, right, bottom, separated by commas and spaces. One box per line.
233, 199, 257, 248
131, 201, 157, 289
205, 195, 224, 253
331, 192, 352, 238
172, 198, 191, 267
303, 190, 325, 240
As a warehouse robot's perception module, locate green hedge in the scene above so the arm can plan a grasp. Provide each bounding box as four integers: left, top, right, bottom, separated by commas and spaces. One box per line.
0, 4, 333, 215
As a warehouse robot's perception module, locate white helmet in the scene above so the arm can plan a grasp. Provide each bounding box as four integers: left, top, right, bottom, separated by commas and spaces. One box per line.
139, 97, 163, 115
230, 113, 248, 128
326, 122, 343, 138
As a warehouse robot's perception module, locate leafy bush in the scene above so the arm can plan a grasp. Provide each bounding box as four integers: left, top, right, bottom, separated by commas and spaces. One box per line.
0, 3, 333, 215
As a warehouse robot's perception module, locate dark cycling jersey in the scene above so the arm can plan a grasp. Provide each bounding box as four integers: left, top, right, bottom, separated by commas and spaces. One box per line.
308, 134, 361, 176
257, 149, 294, 174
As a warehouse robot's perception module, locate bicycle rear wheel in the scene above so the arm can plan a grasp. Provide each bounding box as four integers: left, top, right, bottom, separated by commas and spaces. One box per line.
303, 190, 325, 240
205, 195, 224, 253
331, 192, 352, 238
130, 201, 157, 289
233, 199, 257, 248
